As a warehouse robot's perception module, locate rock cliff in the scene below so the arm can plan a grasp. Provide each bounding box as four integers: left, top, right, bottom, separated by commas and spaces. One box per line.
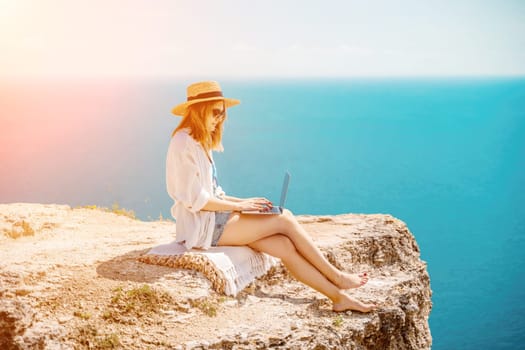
0, 203, 432, 349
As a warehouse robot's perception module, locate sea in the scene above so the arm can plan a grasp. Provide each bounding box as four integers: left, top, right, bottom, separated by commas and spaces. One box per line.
1, 76, 524, 349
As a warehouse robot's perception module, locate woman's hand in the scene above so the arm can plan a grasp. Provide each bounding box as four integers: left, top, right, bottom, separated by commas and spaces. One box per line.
236, 197, 273, 212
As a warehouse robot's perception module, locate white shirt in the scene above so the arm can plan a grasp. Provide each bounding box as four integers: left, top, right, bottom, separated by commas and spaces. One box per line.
166, 128, 226, 250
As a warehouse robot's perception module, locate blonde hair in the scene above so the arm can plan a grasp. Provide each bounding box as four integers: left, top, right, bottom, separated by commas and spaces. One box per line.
172, 101, 226, 153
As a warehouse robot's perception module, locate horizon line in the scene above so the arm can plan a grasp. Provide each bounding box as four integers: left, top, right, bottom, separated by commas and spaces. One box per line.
2, 73, 525, 83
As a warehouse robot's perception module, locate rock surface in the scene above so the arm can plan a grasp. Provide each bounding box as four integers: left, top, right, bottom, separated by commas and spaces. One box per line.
0, 203, 432, 349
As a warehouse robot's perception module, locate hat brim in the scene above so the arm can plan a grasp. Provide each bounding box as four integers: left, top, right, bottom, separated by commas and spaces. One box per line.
171, 97, 240, 116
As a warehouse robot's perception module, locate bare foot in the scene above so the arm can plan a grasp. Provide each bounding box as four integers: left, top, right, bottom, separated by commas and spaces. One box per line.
335, 271, 369, 289
332, 292, 377, 313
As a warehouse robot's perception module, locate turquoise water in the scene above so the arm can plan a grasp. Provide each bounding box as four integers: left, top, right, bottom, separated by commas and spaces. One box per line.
1, 77, 524, 348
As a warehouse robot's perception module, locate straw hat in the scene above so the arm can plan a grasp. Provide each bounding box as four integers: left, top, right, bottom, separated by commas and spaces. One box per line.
171, 81, 240, 116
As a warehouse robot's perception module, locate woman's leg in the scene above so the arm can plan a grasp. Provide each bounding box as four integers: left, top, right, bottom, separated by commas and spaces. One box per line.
240, 234, 376, 312
217, 209, 368, 290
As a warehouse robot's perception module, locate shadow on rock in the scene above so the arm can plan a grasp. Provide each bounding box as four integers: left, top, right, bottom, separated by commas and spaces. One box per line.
96, 248, 179, 283
253, 288, 314, 305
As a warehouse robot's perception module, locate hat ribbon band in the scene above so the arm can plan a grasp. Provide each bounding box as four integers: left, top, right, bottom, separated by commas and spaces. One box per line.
187, 91, 223, 101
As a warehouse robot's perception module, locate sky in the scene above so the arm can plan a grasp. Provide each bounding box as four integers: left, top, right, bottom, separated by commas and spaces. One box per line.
0, 0, 524, 79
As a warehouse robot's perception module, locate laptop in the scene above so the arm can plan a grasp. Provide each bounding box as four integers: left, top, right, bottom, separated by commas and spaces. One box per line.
241, 172, 291, 215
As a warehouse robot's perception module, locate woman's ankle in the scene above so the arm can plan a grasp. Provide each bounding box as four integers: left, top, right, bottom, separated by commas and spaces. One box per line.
329, 289, 346, 304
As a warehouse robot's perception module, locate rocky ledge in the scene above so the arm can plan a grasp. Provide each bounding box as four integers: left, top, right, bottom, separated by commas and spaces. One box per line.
0, 203, 432, 349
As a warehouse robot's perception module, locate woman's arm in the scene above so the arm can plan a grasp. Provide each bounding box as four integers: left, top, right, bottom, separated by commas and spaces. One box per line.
224, 195, 273, 203
201, 197, 273, 212
223, 195, 243, 202
201, 197, 241, 211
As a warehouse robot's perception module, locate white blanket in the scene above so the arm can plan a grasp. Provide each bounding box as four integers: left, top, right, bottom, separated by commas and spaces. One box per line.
140, 241, 279, 296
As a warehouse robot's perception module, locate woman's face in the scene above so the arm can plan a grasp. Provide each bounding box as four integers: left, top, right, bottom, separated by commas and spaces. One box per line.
206, 101, 226, 132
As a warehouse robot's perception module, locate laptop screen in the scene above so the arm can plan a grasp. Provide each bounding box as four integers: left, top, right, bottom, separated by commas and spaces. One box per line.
279, 172, 291, 208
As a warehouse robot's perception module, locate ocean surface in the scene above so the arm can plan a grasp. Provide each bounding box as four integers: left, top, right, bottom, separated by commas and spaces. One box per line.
1, 77, 524, 349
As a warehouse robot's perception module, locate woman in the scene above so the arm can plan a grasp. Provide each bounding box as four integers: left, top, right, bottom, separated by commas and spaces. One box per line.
166, 81, 377, 313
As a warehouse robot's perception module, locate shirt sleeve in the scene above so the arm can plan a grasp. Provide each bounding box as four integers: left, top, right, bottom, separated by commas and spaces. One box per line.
167, 136, 211, 213
214, 185, 226, 199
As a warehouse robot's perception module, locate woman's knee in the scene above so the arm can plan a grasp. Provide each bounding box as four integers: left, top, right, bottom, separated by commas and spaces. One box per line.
277, 208, 298, 232
282, 208, 294, 218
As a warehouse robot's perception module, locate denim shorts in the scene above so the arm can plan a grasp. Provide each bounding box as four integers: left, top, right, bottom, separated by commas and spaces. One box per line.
211, 211, 232, 246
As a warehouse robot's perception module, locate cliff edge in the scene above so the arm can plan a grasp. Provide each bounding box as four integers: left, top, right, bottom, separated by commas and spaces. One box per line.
0, 203, 432, 349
